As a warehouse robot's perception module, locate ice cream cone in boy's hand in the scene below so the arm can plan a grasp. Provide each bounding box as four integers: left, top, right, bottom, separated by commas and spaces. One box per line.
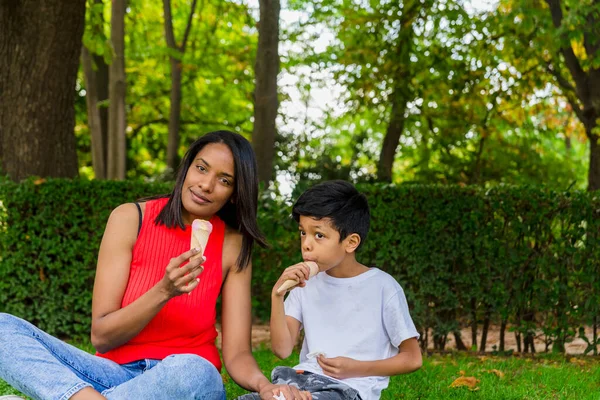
277, 261, 319, 294
190, 219, 212, 261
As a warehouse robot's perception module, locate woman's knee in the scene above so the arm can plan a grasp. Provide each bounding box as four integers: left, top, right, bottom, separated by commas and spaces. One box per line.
161, 354, 224, 395
0, 313, 27, 334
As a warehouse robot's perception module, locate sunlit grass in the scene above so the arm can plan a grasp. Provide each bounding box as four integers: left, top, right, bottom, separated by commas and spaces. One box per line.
2, 345, 599, 399
227, 349, 600, 400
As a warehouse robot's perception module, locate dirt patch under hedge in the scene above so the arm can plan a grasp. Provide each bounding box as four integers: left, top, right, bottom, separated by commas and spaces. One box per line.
216, 324, 597, 355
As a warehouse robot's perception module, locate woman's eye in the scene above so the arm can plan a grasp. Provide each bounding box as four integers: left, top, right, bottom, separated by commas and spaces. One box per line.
197, 165, 207, 172
220, 178, 232, 185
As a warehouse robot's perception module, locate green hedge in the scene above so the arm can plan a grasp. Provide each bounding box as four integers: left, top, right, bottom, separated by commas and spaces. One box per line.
1, 179, 599, 353
0, 179, 172, 338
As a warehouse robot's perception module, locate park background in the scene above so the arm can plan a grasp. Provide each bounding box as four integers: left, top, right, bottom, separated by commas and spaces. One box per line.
1, 0, 600, 398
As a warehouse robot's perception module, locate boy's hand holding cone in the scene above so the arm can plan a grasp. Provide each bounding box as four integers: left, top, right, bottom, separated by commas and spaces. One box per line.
275, 261, 321, 295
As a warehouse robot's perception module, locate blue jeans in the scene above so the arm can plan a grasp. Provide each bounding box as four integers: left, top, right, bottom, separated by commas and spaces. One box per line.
0, 313, 226, 400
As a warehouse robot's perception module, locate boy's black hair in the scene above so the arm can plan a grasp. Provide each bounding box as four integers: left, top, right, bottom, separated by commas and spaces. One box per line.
292, 180, 370, 251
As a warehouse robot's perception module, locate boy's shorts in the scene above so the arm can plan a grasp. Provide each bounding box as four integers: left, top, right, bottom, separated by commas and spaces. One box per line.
236, 366, 362, 400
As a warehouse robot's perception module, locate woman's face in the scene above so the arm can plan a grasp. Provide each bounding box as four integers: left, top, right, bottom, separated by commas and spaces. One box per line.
181, 142, 236, 224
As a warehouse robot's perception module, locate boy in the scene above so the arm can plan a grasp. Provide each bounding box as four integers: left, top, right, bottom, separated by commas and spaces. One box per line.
240, 180, 421, 400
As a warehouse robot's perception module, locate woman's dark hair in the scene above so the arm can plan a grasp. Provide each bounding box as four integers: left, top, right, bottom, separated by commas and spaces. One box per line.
155, 130, 267, 270
292, 180, 370, 251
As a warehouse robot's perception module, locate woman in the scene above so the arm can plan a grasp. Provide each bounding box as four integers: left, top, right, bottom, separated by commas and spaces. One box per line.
0, 131, 309, 400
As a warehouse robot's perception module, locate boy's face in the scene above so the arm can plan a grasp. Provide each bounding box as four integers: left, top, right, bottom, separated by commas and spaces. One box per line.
298, 215, 353, 271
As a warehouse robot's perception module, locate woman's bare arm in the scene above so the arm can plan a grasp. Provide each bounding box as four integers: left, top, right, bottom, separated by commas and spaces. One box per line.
91, 203, 203, 353
220, 232, 270, 391
220, 232, 309, 400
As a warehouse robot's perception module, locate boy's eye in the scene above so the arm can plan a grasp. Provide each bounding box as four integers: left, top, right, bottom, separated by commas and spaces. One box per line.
299, 230, 306, 236
315, 233, 324, 239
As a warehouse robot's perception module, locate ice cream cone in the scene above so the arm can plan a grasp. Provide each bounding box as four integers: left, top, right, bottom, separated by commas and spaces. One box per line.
190, 219, 213, 261
277, 261, 319, 294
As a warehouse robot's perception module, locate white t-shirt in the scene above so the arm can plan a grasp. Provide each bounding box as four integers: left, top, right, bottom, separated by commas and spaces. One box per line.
284, 268, 419, 400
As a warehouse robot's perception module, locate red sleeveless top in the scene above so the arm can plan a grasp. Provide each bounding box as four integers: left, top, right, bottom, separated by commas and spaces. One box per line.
97, 198, 224, 370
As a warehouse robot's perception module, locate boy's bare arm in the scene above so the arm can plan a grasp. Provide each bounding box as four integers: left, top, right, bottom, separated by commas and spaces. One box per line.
270, 294, 301, 359
317, 337, 422, 380
270, 263, 311, 359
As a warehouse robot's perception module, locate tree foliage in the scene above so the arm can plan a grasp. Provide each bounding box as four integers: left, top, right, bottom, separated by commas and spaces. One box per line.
2, 0, 588, 190
76, 0, 258, 179
278, 0, 589, 190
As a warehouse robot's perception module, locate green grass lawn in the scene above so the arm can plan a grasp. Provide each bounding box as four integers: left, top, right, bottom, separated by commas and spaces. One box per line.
2, 346, 600, 399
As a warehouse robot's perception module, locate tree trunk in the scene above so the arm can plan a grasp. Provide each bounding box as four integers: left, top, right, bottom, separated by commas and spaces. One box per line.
84, 0, 109, 177
107, 0, 127, 180
587, 131, 600, 191
470, 297, 477, 351
377, 97, 407, 182
523, 307, 536, 353
433, 331, 447, 351
480, 310, 491, 352
524, 334, 536, 353
163, 0, 198, 171
81, 46, 106, 179
419, 327, 428, 352
166, 58, 183, 171
499, 319, 507, 352
594, 315, 598, 356
252, 0, 281, 185
0, 115, 3, 166
0, 0, 84, 181
515, 312, 522, 352
453, 331, 467, 351
376, 2, 417, 182
544, 0, 600, 190
95, 52, 110, 163
92, 0, 109, 170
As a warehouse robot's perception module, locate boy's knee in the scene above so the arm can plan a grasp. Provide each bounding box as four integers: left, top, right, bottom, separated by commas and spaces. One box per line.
235, 394, 261, 400
271, 366, 299, 384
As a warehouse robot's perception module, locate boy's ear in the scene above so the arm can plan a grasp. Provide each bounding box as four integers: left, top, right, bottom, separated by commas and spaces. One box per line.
344, 233, 361, 253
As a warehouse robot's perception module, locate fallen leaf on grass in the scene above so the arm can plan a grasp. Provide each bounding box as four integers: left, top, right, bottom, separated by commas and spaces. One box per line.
486, 369, 505, 378
450, 376, 480, 391
570, 357, 587, 367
